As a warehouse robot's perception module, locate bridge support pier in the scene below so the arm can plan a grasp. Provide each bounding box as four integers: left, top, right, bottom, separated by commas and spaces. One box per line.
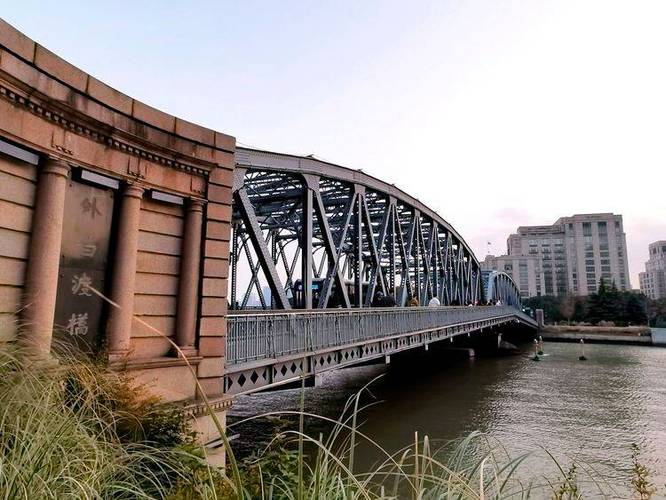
536, 309, 545, 329
438, 347, 475, 359
311, 371, 330, 387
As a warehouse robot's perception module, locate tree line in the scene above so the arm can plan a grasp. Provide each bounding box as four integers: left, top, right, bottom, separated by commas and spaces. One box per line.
522, 278, 666, 327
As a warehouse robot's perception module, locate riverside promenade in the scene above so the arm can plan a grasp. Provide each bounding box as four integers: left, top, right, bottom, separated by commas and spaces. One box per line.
540, 325, 666, 346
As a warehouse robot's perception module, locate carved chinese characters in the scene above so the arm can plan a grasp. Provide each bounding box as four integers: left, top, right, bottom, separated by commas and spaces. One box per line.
53, 178, 114, 353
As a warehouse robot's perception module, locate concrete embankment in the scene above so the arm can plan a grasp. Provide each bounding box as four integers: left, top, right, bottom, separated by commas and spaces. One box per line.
540, 325, 663, 346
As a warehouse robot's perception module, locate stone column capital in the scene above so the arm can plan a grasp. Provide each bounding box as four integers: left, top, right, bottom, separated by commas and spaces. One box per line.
42, 157, 71, 178
187, 198, 206, 213
123, 182, 145, 199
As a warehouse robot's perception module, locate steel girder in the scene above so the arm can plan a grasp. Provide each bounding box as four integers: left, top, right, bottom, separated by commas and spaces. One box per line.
480, 270, 522, 308
229, 147, 489, 310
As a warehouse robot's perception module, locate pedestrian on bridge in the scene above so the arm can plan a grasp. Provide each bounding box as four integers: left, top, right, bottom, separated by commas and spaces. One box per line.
428, 296, 441, 307
382, 294, 397, 307
372, 291, 384, 307
372, 291, 398, 307
408, 295, 420, 307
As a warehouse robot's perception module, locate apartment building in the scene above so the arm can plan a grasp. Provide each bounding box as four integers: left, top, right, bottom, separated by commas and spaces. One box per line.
639, 241, 666, 300
502, 213, 629, 297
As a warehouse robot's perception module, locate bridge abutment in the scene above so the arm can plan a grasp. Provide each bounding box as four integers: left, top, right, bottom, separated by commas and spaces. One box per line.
0, 19, 234, 450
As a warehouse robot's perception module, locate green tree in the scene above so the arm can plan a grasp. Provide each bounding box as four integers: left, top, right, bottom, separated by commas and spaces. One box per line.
588, 278, 627, 324
525, 286, 649, 326
647, 298, 666, 327
625, 293, 648, 325
598, 277, 608, 296
587, 280, 604, 324
559, 294, 576, 324
573, 296, 587, 323
606, 280, 622, 323
523, 295, 565, 324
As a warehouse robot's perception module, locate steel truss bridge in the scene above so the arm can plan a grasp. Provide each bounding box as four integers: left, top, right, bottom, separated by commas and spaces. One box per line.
225, 148, 536, 394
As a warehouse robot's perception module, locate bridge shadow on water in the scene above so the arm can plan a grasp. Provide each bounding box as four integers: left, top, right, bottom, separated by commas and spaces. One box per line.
228, 339, 666, 492
227, 331, 533, 470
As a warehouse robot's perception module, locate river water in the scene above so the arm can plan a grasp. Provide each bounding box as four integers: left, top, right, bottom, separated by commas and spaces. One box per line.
228, 342, 666, 494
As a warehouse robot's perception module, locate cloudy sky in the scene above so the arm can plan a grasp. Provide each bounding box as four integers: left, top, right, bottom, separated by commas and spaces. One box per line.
4, 0, 665, 287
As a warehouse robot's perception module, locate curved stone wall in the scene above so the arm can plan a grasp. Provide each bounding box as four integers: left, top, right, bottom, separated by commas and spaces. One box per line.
0, 18, 233, 407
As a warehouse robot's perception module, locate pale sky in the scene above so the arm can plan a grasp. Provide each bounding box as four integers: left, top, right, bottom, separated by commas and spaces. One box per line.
3, 1, 665, 288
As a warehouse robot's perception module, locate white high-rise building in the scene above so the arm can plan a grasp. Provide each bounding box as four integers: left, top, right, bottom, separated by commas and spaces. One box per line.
639, 241, 666, 300
499, 213, 630, 297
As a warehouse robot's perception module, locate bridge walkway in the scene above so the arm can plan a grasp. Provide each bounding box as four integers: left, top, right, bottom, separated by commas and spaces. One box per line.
224, 305, 536, 394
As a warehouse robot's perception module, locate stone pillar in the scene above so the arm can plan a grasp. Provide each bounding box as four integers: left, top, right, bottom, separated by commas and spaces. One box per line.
174, 198, 204, 357
536, 308, 545, 329
21, 157, 70, 356
106, 183, 143, 360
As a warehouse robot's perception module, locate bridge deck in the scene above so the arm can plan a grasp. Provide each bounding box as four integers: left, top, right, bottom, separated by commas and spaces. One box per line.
224, 306, 536, 394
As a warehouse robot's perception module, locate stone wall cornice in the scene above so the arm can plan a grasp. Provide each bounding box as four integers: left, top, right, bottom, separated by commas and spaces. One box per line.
0, 79, 219, 176
0, 18, 235, 173
182, 395, 234, 417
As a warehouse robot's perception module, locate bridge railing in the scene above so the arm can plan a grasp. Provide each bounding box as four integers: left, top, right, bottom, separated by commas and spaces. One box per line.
226, 306, 535, 365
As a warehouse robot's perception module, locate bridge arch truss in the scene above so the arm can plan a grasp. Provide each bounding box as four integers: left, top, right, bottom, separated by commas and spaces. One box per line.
481, 270, 522, 307
229, 148, 483, 310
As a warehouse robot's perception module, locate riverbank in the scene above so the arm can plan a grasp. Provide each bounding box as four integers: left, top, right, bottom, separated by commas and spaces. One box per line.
540, 324, 655, 345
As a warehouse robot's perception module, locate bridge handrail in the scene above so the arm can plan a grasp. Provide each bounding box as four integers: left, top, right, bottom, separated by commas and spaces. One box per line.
226, 306, 536, 365
228, 304, 518, 317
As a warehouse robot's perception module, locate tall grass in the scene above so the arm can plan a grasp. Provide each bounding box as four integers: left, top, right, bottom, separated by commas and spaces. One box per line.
205, 366, 659, 498
0, 341, 659, 499
226, 380, 654, 499
0, 344, 223, 499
